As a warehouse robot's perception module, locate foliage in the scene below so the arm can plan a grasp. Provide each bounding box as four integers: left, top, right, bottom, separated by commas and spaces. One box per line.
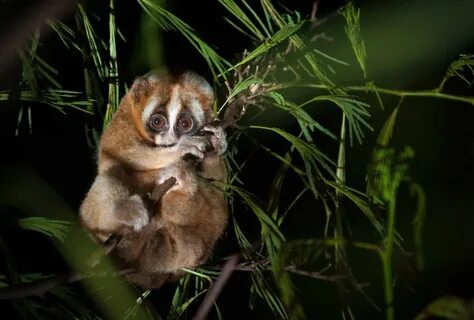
0, 0, 473, 319
415, 296, 474, 320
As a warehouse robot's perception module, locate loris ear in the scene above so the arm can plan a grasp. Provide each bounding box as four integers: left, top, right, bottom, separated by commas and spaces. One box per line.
130, 76, 151, 104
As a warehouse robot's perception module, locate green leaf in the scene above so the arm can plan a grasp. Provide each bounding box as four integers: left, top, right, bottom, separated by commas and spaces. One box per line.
326, 181, 385, 237
18, 217, 70, 243
228, 21, 304, 71
77, 4, 107, 79
104, 0, 120, 126
441, 54, 474, 89
47, 19, 81, 52
415, 296, 471, 320
269, 97, 338, 141
410, 183, 426, 271
251, 125, 336, 177
222, 76, 264, 109
377, 105, 400, 147
226, 184, 285, 246
172, 289, 206, 319
218, 0, 266, 40
299, 95, 372, 145
341, 2, 368, 78
0, 89, 94, 114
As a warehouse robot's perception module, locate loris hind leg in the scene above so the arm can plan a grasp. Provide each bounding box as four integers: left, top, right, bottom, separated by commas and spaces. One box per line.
137, 225, 208, 275
80, 168, 150, 242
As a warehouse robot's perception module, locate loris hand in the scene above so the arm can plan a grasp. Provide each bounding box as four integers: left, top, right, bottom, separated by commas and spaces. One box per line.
202, 125, 227, 155
178, 135, 211, 159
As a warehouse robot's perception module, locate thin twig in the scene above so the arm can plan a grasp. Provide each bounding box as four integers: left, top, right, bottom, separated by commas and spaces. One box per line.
271, 82, 474, 106
0, 269, 134, 301
229, 258, 342, 282
193, 254, 241, 320
285, 265, 342, 282
310, 1, 319, 22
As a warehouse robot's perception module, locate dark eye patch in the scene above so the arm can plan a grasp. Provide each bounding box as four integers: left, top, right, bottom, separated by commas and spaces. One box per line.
177, 114, 194, 133
175, 110, 197, 136
149, 112, 168, 132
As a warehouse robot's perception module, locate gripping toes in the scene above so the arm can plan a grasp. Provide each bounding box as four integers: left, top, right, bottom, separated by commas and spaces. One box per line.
203, 125, 227, 155
179, 136, 209, 159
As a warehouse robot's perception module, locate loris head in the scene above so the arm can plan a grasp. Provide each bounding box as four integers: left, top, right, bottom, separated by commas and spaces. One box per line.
98, 70, 216, 171
125, 70, 214, 147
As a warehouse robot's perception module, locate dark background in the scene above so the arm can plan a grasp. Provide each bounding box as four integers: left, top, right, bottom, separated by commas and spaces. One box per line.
0, 0, 473, 318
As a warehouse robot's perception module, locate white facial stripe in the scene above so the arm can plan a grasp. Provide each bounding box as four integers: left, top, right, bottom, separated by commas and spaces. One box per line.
190, 98, 205, 127
167, 86, 181, 130
153, 86, 180, 146
142, 97, 158, 125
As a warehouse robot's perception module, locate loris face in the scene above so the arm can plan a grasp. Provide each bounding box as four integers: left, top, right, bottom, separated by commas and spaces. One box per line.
98, 70, 220, 172
132, 71, 214, 148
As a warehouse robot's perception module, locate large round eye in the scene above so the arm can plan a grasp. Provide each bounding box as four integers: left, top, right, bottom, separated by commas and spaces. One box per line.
149, 113, 167, 131
177, 114, 194, 133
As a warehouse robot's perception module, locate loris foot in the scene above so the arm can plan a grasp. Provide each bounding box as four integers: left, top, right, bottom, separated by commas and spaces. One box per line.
112, 195, 149, 232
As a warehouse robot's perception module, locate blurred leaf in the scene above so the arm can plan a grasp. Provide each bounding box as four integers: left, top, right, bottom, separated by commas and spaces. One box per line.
415, 296, 472, 320
0, 274, 7, 288
377, 105, 400, 147
47, 19, 81, 52
0, 166, 151, 319
327, 181, 385, 236
130, 11, 164, 73
250, 268, 288, 320
104, 0, 120, 126
137, 0, 230, 79
410, 183, 426, 271
0, 89, 94, 114
274, 239, 327, 320
18, 217, 70, 243
367, 146, 414, 204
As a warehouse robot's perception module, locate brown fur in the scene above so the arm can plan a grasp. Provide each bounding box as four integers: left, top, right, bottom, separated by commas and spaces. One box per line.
80, 71, 227, 288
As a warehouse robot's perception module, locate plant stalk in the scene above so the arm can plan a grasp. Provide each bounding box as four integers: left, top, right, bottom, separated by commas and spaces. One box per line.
273, 83, 474, 106
381, 189, 397, 320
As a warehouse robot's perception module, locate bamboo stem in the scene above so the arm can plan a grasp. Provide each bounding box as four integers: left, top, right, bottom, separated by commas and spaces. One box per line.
272, 83, 474, 106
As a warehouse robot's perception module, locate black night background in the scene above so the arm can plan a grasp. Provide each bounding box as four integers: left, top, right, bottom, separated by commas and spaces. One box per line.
0, 0, 473, 319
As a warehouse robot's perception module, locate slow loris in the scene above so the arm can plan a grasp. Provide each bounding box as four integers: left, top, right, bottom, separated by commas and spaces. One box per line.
80, 71, 228, 288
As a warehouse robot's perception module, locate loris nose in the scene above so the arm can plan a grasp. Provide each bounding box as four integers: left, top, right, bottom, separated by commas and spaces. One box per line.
156, 130, 178, 147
